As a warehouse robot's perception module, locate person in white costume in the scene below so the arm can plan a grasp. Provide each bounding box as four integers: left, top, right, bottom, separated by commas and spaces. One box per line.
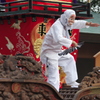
40, 9, 100, 92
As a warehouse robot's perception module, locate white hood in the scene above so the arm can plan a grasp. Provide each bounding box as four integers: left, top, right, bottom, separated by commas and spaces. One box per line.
60, 9, 76, 26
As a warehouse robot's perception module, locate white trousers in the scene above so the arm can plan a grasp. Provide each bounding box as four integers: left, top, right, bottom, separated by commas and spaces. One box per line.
42, 52, 78, 92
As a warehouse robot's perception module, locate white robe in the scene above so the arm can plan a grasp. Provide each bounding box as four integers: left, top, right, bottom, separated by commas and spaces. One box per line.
40, 18, 89, 92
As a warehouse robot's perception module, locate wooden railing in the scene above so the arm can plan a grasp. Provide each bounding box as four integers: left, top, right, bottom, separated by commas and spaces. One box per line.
0, 0, 92, 19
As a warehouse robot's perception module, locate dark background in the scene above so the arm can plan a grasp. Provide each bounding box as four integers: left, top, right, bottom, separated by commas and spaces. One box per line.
76, 33, 100, 82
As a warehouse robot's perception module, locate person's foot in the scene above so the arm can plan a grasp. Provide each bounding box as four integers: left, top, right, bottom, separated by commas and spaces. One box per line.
74, 82, 80, 85
67, 82, 80, 88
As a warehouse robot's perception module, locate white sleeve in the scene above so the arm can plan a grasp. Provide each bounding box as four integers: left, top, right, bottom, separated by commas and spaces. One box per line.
51, 23, 72, 48
71, 20, 89, 29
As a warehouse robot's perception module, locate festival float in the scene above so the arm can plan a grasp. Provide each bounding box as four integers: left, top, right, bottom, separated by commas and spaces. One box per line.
0, 0, 100, 100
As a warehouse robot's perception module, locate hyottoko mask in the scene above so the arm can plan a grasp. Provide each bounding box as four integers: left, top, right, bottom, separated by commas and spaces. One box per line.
60, 9, 76, 26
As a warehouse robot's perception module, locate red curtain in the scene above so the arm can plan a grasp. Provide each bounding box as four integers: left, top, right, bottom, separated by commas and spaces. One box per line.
0, 17, 54, 61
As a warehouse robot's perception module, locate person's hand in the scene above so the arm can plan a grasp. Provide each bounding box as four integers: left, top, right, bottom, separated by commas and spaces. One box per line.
39, 61, 42, 66
72, 41, 78, 47
86, 22, 100, 27
90, 23, 100, 27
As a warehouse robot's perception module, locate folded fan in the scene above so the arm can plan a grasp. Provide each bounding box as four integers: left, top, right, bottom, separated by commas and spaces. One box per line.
58, 41, 84, 56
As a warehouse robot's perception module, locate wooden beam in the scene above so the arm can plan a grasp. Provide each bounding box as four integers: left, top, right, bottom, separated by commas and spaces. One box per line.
79, 32, 100, 43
